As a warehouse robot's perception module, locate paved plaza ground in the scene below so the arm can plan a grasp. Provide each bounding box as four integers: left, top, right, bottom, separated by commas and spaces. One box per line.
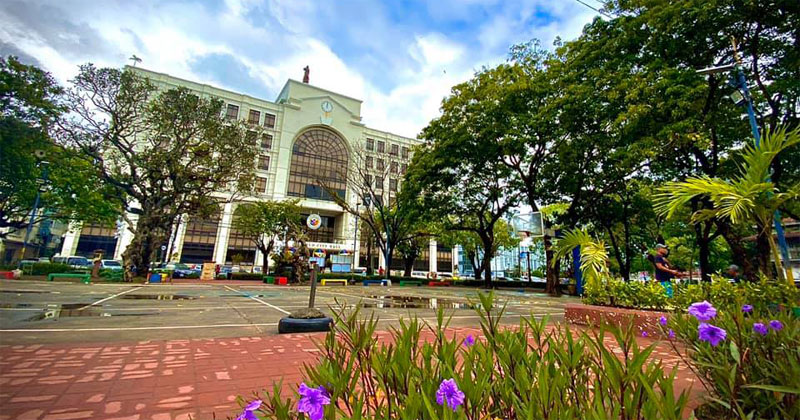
0, 279, 700, 420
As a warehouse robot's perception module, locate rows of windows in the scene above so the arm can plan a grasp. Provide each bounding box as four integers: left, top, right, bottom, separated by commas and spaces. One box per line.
364, 158, 406, 175
225, 103, 276, 128
364, 138, 409, 159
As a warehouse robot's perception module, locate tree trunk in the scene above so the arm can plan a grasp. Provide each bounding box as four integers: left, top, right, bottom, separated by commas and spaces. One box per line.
544, 234, 560, 296
480, 236, 494, 289
692, 222, 713, 282
366, 238, 373, 275
468, 250, 482, 281
756, 226, 771, 279
383, 245, 393, 279
481, 252, 493, 288
403, 255, 416, 277
717, 221, 757, 282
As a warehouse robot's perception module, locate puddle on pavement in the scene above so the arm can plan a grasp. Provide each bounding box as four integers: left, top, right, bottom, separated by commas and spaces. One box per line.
25, 304, 158, 321
120, 294, 197, 300
360, 295, 478, 309
0, 303, 33, 308
0, 289, 50, 294
220, 294, 276, 298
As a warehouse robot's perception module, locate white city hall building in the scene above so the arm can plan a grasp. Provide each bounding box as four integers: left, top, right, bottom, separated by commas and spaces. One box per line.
57, 67, 455, 274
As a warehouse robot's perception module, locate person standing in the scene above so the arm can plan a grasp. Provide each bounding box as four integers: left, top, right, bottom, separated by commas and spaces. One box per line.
653, 244, 683, 297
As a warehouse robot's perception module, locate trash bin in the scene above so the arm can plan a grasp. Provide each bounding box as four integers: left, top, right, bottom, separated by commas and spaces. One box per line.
276, 276, 288, 285
150, 273, 162, 283
263, 276, 274, 284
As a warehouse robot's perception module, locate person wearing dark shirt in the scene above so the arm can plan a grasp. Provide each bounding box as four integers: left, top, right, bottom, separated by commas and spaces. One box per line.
653, 244, 683, 296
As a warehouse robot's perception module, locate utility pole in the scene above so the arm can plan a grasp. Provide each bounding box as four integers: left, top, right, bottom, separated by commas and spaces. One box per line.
19, 160, 49, 265
696, 39, 794, 283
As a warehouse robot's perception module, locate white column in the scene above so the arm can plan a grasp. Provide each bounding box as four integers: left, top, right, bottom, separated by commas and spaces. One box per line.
451, 245, 459, 275
114, 216, 137, 260
60, 225, 81, 256
429, 239, 437, 274
168, 216, 188, 262
213, 202, 233, 264
351, 213, 360, 270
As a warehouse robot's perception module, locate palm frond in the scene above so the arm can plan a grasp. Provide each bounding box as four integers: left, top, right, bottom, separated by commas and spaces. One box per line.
653, 176, 735, 219
740, 125, 800, 185
553, 229, 609, 284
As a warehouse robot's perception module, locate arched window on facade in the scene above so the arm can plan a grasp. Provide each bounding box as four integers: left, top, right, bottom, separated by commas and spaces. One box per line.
287, 128, 348, 201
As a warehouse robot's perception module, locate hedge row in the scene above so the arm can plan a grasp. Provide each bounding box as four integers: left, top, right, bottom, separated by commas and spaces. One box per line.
25, 263, 89, 275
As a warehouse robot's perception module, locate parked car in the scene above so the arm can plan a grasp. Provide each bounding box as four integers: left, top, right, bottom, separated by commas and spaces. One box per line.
100, 260, 123, 270
53, 256, 90, 269
410, 271, 428, 279
37, 257, 51, 263
20, 259, 38, 265
172, 263, 198, 278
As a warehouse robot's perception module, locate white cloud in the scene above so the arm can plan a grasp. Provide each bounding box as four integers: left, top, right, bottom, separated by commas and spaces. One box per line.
0, 0, 599, 138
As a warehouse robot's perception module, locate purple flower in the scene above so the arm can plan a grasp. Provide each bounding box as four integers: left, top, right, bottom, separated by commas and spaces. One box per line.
641, 331, 648, 338
464, 335, 475, 347
297, 383, 330, 420
753, 323, 768, 336
236, 400, 261, 420
698, 323, 727, 347
668, 329, 675, 339
769, 320, 784, 331
659, 316, 667, 326
688, 301, 717, 321
436, 378, 465, 411
741, 305, 753, 313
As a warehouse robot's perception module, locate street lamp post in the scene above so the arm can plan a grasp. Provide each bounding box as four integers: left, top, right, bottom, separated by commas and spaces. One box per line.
697, 62, 793, 282
19, 160, 49, 266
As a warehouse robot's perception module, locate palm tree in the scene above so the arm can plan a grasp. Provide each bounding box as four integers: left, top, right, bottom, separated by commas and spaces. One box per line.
552, 228, 610, 287
654, 126, 800, 282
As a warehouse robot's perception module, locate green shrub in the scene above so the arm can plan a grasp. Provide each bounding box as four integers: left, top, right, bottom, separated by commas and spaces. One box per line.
584, 278, 670, 310
672, 277, 800, 312
665, 302, 800, 419
28, 263, 80, 275
584, 276, 799, 312
240, 293, 689, 420
231, 272, 263, 280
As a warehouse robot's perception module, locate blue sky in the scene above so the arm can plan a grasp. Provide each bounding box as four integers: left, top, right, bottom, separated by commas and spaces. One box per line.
0, 0, 599, 137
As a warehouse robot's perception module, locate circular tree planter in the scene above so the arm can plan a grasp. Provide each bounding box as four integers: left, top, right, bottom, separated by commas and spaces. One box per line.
278, 308, 332, 334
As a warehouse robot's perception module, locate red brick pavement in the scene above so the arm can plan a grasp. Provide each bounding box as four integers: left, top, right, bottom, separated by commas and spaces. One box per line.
0, 328, 702, 420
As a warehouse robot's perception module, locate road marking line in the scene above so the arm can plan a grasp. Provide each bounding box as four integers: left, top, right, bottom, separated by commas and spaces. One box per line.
222, 285, 291, 315
0, 313, 560, 333
79, 286, 143, 310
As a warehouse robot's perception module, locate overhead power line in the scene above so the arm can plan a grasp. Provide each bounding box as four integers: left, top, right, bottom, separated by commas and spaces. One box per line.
572, 0, 614, 19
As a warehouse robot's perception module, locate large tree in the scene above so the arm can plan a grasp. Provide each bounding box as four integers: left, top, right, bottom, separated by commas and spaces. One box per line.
232, 200, 301, 274
404, 108, 519, 286
1, 56, 117, 240
437, 220, 519, 281
54, 65, 257, 279
322, 145, 426, 279
546, 0, 800, 280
